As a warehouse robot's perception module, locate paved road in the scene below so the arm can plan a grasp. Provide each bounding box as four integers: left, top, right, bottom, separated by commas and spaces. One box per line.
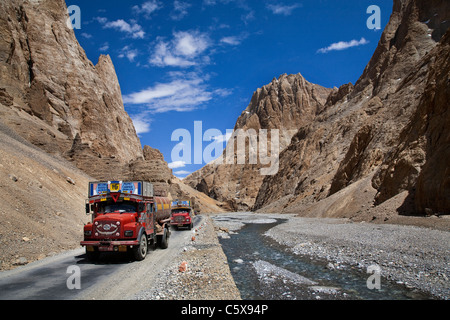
0, 216, 204, 300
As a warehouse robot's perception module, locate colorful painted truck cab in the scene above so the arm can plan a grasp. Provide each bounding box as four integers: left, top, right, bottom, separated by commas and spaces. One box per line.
170, 200, 195, 230
81, 181, 171, 261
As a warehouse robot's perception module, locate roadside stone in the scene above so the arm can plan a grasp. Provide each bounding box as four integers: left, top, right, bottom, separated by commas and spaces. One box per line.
179, 261, 188, 272
13, 257, 28, 266
134, 215, 241, 300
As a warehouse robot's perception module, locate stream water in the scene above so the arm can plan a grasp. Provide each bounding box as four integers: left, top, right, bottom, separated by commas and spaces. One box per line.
214, 215, 433, 300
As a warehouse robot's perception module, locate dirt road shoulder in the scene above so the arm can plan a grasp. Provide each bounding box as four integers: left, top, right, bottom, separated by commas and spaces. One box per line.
134, 214, 241, 300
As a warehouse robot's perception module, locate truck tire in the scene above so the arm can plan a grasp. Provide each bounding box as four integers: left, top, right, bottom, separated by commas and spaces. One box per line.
159, 227, 169, 249
133, 233, 148, 261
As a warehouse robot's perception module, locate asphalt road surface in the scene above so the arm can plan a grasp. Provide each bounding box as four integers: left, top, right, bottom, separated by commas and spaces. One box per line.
0, 216, 204, 300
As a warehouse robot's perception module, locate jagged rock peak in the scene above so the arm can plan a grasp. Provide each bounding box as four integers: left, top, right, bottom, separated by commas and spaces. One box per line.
0, 0, 143, 178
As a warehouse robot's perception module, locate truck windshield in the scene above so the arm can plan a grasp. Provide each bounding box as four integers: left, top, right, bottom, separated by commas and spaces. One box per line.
172, 209, 189, 214
98, 202, 137, 213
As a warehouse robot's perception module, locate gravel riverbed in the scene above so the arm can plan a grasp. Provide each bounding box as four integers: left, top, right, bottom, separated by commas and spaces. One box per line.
264, 215, 450, 299
134, 212, 449, 300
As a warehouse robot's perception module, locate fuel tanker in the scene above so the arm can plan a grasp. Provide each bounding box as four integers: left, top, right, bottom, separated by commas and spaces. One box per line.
81, 181, 171, 261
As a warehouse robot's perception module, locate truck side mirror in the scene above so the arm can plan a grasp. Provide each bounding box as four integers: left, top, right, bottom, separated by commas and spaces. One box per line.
85, 203, 91, 215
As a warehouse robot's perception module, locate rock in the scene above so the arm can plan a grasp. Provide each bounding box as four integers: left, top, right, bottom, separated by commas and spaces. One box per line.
178, 261, 188, 273
309, 286, 340, 295
22, 237, 30, 242
13, 257, 27, 266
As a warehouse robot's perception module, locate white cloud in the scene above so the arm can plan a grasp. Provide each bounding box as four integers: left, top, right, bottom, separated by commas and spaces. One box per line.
99, 42, 109, 52
168, 161, 187, 169
124, 75, 209, 112
133, 0, 163, 17
220, 33, 248, 46
171, 1, 191, 20
175, 31, 209, 56
130, 115, 152, 135
94, 17, 108, 24
124, 73, 231, 113
149, 30, 211, 68
174, 170, 191, 176
203, 0, 217, 5
317, 37, 370, 54
101, 18, 146, 39
220, 36, 241, 46
81, 33, 92, 39
150, 41, 196, 67
267, 3, 302, 16
119, 46, 139, 62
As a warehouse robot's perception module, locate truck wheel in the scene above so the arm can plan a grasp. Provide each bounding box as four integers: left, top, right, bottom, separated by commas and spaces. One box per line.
160, 228, 169, 249
133, 233, 148, 261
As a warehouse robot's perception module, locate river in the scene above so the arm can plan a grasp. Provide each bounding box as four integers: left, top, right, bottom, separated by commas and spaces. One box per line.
213, 213, 433, 300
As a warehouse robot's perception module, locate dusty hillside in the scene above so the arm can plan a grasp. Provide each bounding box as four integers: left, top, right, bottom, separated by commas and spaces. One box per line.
0, 121, 91, 271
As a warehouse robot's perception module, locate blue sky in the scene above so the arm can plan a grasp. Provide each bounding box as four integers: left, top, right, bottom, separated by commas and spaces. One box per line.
71, 0, 392, 178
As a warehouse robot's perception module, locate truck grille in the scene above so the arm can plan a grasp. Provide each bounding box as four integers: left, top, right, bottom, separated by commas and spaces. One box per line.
95, 220, 120, 237
173, 216, 185, 223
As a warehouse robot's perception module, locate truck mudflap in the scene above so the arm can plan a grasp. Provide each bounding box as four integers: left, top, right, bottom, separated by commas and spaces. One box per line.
81, 240, 139, 252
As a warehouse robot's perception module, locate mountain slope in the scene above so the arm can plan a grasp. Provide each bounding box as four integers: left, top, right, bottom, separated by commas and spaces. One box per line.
185, 73, 331, 210
0, 0, 144, 178
254, 0, 450, 216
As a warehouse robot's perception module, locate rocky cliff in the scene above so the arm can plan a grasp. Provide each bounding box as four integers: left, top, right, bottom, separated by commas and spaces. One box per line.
185, 73, 331, 210
188, 0, 449, 217
0, 0, 143, 170
253, 0, 449, 216
0, 0, 224, 211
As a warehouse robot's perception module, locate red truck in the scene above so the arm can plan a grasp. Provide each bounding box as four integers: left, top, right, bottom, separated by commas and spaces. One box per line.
81, 181, 171, 261
170, 200, 195, 230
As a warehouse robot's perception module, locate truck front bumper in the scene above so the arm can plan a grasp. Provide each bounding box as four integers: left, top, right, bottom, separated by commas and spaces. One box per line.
81, 240, 139, 252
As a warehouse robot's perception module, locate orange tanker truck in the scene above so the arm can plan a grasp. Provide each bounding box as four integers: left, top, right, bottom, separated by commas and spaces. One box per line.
81, 181, 171, 261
